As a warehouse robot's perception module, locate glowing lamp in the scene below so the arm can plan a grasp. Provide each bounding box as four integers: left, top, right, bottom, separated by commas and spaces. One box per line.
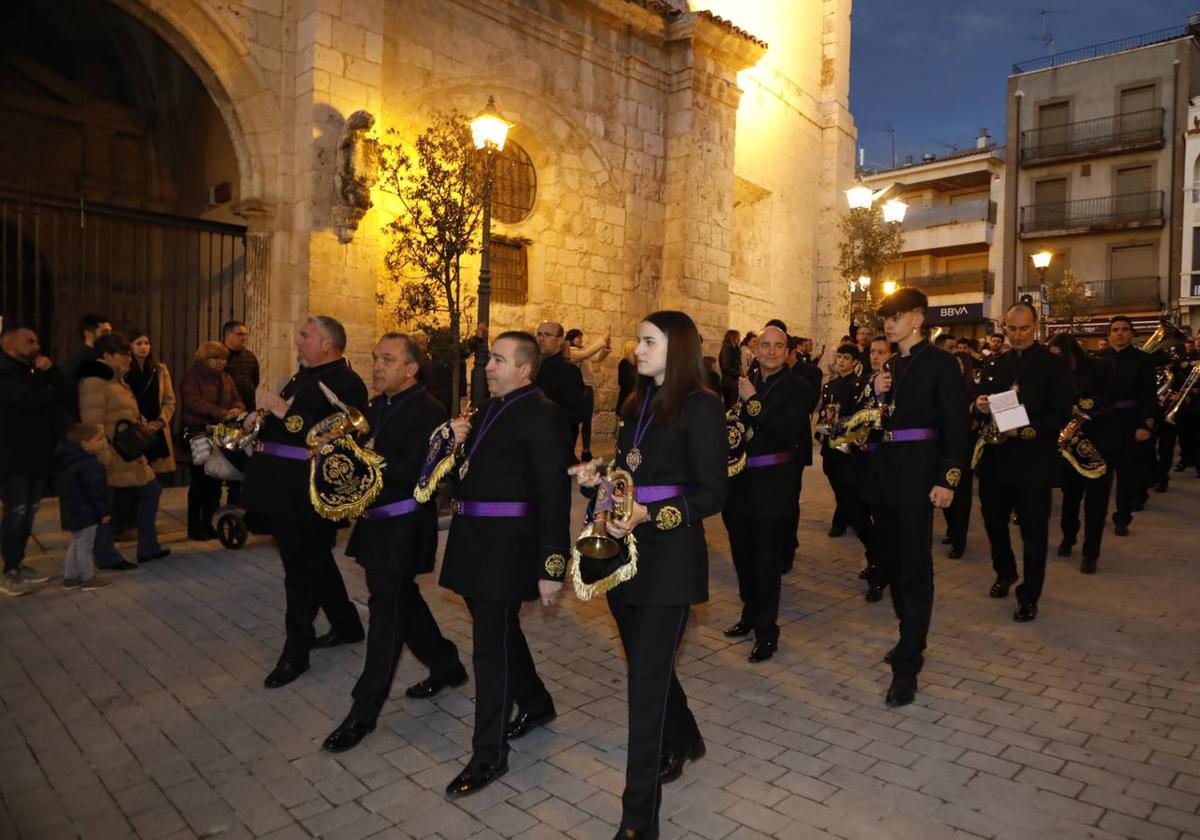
845, 185, 874, 209
1031, 251, 1053, 270
470, 97, 512, 152
882, 279, 898, 296
857, 275, 871, 290
882, 199, 908, 224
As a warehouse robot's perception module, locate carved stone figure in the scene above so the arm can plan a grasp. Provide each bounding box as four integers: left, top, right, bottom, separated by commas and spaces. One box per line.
334, 109, 379, 243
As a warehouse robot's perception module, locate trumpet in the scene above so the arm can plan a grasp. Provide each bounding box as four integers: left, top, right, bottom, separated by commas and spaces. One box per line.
574, 468, 635, 561
210, 410, 263, 453
1166, 361, 1200, 424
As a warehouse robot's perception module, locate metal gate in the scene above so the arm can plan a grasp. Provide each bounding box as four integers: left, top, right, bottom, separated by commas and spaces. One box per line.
0, 189, 247, 396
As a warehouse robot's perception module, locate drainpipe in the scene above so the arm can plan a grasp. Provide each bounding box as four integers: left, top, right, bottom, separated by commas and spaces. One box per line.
1169, 59, 1181, 316
1010, 90, 1024, 311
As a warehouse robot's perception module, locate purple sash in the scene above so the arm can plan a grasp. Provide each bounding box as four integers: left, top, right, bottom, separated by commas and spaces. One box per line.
634, 485, 689, 504
746, 451, 795, 469
256, 442, 309, 460
452, 500, 535, 517
365, 498, 420, 520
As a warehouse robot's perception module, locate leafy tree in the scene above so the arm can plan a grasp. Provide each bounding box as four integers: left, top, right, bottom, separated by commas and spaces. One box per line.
1046, 269, 1092, 333
836, 205, 904, 329
377, 111, 486, 410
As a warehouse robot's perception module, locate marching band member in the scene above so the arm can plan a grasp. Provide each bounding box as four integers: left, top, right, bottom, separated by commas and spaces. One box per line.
864, 289, 967, 708
322, 333, 468, 753
571, 311, 725, 840
241, 316, 367, 690
722, 325, 808, 661
441, 331, 573, 797
973, 303, 1073, 622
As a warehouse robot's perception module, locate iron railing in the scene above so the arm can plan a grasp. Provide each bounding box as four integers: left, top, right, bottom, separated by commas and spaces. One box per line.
1021, 108, 1163, 162
1012, 25, 1189, 73
901, 200, 996, 231
1019, 190, 1163, 234
0, 190, 247, 403
905, 270, 995, 294
1083, 276, 1161, 306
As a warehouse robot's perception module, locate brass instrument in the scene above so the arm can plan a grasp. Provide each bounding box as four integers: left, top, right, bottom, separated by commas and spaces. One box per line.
210, 410, 263, 453
570, 467, 639, 601
307, 383, 386, 521
1058, 405, 1107, 478
1166, 361, 1200, 425
1140, 322, 1170, 355
1155, 366, 1173, 408
828, 358, 890, 453
970, 414, 1006, 469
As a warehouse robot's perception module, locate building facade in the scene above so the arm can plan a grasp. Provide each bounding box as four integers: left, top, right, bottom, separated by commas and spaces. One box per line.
1003, 23, 1200, 336
860, 137, 1006, 340
0, 0, 855, 446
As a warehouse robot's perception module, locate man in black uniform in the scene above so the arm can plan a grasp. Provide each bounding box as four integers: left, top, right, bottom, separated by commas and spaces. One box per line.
240, 316, 367, 689
942, 338, 977, 559
722, 326, 809, 662
1093, 316, 1156, 542
441, 331, 573, 797
973, 303, 1073, 622
865, 288, 967, 708
323, 333, 468, 753
535, 321, 586, 436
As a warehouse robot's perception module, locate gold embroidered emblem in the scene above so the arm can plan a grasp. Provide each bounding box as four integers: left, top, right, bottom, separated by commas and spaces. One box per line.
746, 428, 755, 441
1020, 427, 1037, 440
746, 400, 762, 417
1079, 398, 1094, 410
655, 505, 682, 530
545, 554, 566, 577
946, 468, 962, 488
285, 414, 304, 433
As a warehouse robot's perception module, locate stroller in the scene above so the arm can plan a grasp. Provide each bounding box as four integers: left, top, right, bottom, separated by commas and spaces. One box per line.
187, 422, 255, 549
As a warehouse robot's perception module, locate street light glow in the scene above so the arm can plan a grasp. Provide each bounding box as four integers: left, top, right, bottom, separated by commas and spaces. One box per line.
882, 199, 907, 224
1031, 250, 1053, 270
845, 185, 874, 209
858, 275, 871, 289
882, 279, 898, 296
470, 96, 512, 152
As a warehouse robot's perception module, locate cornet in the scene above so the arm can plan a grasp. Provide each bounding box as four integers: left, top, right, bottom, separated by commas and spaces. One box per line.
575, 468, 635, 561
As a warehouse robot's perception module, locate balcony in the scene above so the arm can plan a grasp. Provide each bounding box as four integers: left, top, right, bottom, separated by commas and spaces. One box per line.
1019, 191, 1163, 237
898, 199, 996, 254
1020, 108, 1164, 165
1083, 276, 1161, 308
906, 270, 995, 296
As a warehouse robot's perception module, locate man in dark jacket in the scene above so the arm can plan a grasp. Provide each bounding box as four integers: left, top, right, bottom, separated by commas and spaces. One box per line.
0, 326, 67, 596
222, 320, 260, 411
64, 314, 112, 418
534, 321, 585, 435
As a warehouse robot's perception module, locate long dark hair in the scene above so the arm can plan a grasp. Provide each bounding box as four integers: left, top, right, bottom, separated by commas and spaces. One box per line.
1048, 332, 1089, 371
127, 328, 159, 372
621, 310, 710, 423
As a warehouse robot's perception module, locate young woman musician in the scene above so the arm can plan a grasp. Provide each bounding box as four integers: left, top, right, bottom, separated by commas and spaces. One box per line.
570, 311, 726, 840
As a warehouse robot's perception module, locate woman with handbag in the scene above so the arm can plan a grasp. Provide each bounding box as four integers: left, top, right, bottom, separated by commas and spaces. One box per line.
126, 330, 177, 477
78, 333, 169, 566
181, 342, 244, 540
570, 311, 726, 840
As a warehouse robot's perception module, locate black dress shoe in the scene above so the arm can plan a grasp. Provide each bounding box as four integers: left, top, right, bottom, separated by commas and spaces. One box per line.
137, 549, 171, 563
445, 758, 508, 797
322, 717, 376, 753
723, 621, 753, 638
1153, 481, 1168, 493
1013, 602, 1038, 623
941, 535, 952, 545
613, 827, 659, 840
865, 584, 884, 602
1114, 523, 1130, 536
405, 670, 468, 699
312, 626, 366, 649
660, 736, 706, 784
885, 675, 917, 708
264, 660, 309, 689
883, 645, 898, 664
828, 523, 847, 537
989, 578, 1017, 598
1080, 557, 1098, 574
1057, 541, 1074, 557
948, 547, 964, 559
505, 707, 556, 740
748, 640, 777, 663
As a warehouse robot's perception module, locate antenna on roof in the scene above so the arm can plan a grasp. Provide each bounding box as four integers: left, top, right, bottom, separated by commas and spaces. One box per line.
1036, 9, 1074, 54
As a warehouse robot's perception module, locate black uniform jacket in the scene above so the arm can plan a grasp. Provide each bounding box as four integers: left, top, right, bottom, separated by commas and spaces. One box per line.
612, 387, 726, 606
440, 384, 573, 602
241, 358, 369, 519
973, 342, 1075, 487
536, 351, 585, 426
820, 372, 870, 487
345, 386, 446, 575
726, 367, 807, 519
1088, 346, 1156, 457
863, 340, 968, 506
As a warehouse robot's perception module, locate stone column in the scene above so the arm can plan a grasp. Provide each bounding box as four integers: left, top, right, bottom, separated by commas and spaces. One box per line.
659, 15, 764, 343
232, 196, 278, 381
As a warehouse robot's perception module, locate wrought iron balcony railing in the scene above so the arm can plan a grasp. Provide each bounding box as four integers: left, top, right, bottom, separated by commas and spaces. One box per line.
1012, 25, 1189, 74
1021, 108, 1164, 163
900, 200, 996, 230
1083, 276, 1161, 306
1019, 190, 1163, 234
904, 270, 995, 294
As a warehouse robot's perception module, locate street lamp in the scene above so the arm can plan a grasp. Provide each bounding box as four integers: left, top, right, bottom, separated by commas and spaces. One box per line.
469, 96, 513, 406
882, 279, 898, 297
1031, 250, 1053, 283
845, 184, 874, 209
882, 199, 908, 224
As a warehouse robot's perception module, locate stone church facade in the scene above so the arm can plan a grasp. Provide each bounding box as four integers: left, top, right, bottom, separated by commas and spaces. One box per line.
3, 0, 854, 439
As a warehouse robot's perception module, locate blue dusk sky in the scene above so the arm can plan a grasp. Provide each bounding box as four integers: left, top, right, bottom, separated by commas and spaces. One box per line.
850, 1, 1198, 170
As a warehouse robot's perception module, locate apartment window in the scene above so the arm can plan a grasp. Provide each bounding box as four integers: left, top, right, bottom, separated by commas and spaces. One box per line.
1038, 101, 1070, 151
489, 237, 528, 305
1119, 85, 1156, 114
1115, 165, 1154, 219
1111, 244, 1155, 279
492, 141, 536, 224
1191, 228, 1200, 273
1033, 177, 1067, 229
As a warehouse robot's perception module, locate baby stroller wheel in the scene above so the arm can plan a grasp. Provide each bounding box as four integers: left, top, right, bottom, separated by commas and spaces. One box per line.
217, 512, 248, 549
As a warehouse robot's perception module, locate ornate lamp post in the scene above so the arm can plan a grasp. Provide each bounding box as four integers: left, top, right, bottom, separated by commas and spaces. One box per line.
469, 97, 513, 406
843, 184, 907, 324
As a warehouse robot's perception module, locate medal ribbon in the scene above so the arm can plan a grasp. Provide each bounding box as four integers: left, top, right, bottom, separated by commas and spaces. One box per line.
369, 385, 426, 445
754, 368, 787, 403
630, 388, 656, 453
465, 387, 538, 463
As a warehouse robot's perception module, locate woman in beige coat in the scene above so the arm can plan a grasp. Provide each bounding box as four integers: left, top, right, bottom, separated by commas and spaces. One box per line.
78, 333, 170, 566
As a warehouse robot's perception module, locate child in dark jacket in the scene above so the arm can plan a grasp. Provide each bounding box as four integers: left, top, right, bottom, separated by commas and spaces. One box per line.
56, 423, 114, 590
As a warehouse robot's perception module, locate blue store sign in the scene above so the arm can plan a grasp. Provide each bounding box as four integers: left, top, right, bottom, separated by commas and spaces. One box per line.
928, 302, 984, 324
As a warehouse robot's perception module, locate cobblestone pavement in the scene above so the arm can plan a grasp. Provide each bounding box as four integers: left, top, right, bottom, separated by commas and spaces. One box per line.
2, 468, 1199, 840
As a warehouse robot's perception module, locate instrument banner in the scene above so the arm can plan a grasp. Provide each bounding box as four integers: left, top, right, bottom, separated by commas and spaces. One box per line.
570, 473, 638, 601
309, 435, 386, 521
413, 421, 458, 503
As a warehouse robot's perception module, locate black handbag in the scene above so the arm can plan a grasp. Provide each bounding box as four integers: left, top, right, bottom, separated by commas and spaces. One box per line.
112, 418, 157, 462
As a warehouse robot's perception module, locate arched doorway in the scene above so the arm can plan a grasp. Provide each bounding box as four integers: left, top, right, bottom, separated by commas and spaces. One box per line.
0, 0, 248, 385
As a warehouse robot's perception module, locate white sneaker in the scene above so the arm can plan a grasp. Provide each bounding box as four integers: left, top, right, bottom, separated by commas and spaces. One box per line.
0, 571, 31, 597
62, 577, 84, 590
16, 565, 50, 584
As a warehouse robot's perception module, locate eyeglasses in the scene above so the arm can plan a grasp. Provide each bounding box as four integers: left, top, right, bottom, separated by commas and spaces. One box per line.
535, 332, 558, 338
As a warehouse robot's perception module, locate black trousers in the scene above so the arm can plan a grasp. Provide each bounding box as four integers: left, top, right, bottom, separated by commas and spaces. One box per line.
607, 587, 699, 834
1153, 423, 1177, 487
874, 502, 934, 678
722, 513, 788, 643
1178, 414, 1200, 468
464, 598, 553, 764
188, 465, 222, 532
1112, 444, 1149, 527
0, 473, 46, 573
942, 466, 973, 552
349, 569, 463, 721
979, 479, 1052, 605
1060, 466, 1114, 563
785, 466, 805, 567
272, 514, 363, 662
